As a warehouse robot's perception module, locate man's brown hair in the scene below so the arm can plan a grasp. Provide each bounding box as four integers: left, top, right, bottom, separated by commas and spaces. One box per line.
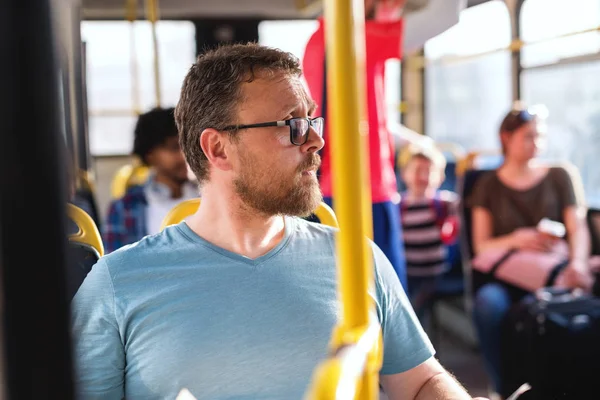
175, 43, 302, 183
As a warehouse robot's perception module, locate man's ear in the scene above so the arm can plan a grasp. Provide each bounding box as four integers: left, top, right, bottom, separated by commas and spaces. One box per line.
200, 128, 233, 172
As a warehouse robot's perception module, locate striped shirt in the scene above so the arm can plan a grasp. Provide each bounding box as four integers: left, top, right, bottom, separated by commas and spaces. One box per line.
400, 195, 451, 277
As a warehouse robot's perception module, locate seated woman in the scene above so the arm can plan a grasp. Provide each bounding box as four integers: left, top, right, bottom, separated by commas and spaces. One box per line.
468, 104, 594, 397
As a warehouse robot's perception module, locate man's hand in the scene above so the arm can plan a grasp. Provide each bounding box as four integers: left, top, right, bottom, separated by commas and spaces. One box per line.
374, 0, 406, 21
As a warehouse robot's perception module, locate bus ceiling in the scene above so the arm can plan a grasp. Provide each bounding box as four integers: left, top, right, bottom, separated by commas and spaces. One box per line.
80, 0, 492, 21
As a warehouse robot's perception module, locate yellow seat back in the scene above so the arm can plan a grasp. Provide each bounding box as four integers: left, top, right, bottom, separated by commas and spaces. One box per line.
456, 149, 503, 177
110, 162, 150, 199
160, 198, 339, 231
67, 203, 104, 257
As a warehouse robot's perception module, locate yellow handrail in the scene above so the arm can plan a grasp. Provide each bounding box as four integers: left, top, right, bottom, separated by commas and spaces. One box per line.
145, 0, 162, 107
405, 25, 600, 70
397, 141, 466, 171
304, 320, 382, 399
67, 203, 104, 257
314, 201, 339, 228
308, 0, 380, 397
160, 199, 339, 231
435, 142, 466, 161
126, 0, 142, 115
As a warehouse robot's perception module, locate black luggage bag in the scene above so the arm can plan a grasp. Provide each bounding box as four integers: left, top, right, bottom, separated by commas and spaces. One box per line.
500, 287, 600, 399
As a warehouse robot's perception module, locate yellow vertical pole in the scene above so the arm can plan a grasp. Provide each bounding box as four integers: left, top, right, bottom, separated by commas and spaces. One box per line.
323, 0, 376, 398
126, 0, 141, 115
145, 0, 162, 108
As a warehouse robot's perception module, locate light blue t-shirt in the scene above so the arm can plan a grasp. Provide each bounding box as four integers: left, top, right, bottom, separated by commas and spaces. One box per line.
71, 217, 434, 399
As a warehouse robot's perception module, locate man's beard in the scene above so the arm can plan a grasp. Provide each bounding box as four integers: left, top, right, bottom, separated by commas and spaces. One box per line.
234, 153, 322, 217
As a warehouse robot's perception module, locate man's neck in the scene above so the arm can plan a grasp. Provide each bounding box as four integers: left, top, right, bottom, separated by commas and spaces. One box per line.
154, 173, 184, 199
185, 184, 286, 260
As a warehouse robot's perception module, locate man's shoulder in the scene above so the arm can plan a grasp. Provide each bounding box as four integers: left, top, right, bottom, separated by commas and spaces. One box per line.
101, 224, 187, 270
292, 216, 338, 238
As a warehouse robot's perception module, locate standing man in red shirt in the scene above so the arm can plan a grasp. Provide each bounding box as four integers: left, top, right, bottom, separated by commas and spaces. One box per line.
303, 0, 409, 287
303, 0, 466, 290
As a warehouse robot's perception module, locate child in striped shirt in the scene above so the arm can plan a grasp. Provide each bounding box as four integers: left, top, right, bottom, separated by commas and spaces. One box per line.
399, 145, 460, 325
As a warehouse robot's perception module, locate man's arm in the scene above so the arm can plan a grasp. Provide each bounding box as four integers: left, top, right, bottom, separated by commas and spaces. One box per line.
381, 357, 486, 400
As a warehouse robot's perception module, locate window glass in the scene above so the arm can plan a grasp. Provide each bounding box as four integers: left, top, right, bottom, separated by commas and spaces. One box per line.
81, 21, 195, 155
424, 1, 512, 150
520, 0, 600, 68
522, 61, 600, 208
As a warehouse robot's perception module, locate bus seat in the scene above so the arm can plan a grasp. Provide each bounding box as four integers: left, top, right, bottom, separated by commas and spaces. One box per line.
458, 168, 494, 261
588, 208, 600, 255
67, 203, 104, 257
160, 199, 339, 230
453, 151, 503, 313
66, 203, 104, 300
456, 150, 503, 178
437, 142, 465, 193
110, 162, 150, 199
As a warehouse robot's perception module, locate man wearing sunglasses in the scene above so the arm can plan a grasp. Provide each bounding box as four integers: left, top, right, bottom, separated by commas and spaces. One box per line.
71, 43, 484, 400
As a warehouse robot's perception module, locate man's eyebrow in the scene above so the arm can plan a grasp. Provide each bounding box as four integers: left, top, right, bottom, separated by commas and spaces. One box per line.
307, 100, 318, 116
279, 100, 318, 118
279, 103, 297, 117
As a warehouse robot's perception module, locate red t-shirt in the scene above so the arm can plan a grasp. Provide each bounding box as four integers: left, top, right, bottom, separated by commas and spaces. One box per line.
302, 17, 403, 203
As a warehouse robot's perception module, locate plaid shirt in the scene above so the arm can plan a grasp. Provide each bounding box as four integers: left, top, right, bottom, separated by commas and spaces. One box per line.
103, 185, 148, 254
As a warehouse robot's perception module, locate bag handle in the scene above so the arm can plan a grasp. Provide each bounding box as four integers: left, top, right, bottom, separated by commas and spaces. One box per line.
489, 248, 518, 275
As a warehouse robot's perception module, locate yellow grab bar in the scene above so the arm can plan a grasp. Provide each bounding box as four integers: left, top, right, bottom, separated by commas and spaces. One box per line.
160, 199, 339, 231
160, 198, 200, 230
145, 0, 162, 107
304, 320, 382, 399
308, 0, 380, 397
67, 203, 104, 257
314, 201, 339, 228
126, 0, 142, 115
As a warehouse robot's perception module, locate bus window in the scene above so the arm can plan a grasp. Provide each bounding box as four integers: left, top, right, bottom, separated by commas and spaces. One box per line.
520, 0, 600, 68
520, 0, 600, 208
81, 21, 195, 156
258, 20, 318, 61
424, 0, 512, 151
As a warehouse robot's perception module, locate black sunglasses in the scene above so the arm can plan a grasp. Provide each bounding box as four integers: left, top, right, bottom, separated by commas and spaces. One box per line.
500, 105, 548, 133
221, 117, 324, 146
